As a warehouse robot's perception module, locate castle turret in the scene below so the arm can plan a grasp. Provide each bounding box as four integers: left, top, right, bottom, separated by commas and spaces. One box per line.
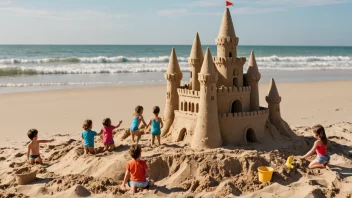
162, 48, 183, 136
266, 78, 282, 124
188, 32, 204, 91
246, 51, 261, 111
191, 48, 222, 149
214, 8, 245, 88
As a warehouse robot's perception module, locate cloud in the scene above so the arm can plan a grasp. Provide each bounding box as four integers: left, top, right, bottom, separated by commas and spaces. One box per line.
0, 7, 130, 21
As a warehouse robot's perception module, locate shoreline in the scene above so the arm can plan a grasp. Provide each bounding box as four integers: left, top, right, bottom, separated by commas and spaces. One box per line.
0, 80, 352, 147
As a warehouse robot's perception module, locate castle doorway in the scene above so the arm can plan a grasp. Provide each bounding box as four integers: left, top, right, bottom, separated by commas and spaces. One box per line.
229, 52, 232, 58
231, 100, 242, 113
177, 128, 187, 141
245, 128, 256, 143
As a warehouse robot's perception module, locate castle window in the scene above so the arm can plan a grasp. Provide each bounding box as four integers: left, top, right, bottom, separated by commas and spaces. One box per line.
181, 102, 183, 111
184, 102, 188, 111
211, 96, 215, 101
229, 52, 232, 58
233, 78, 238, 87
189, 103, 191, 112
196, 103, 199, 112
190, 71, 192, 78
192, 103, 195, 112
231, 100, 242, 113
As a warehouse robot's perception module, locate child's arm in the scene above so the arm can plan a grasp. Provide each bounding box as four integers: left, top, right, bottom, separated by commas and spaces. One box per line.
120, 170, 130, 190
140, 116, 147, 127
114, 120, 123, 129
38, 139, 54, 143
160, 117, 164, 129
27, 144, 31, 160
146, 119, 152, 130
301, 140, 319, 159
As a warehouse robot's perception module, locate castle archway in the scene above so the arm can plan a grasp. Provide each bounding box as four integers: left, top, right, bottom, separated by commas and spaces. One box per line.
229, 52, 232, 58
231, 100, 242, 113
245, 128, 257, 143
177, 128, 187, 141
192, 103, 195, 112
184, 102, 188, 111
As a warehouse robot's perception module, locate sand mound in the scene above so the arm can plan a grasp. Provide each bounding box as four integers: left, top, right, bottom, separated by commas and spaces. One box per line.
0, 122, 351, 197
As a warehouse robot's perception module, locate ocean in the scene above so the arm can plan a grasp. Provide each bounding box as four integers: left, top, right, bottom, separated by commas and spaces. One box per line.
0, 45, 352, 93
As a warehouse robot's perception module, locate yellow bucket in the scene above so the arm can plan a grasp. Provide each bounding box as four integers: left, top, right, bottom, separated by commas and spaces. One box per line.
257, 166, 274, 183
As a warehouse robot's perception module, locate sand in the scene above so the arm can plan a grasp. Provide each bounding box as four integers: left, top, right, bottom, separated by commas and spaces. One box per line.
0, 81, 351, 197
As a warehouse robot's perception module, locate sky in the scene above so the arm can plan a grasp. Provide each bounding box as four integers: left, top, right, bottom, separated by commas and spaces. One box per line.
0, 0, 351, 46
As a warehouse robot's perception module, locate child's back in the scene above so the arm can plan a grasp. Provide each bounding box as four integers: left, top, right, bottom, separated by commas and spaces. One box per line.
126, 159, 148, 182
82, 129, 97, 147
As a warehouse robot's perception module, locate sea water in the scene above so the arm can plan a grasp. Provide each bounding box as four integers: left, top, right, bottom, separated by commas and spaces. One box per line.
0, 45, 351, 93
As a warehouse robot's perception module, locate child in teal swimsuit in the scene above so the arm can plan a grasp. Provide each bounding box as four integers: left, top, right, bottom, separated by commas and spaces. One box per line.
130, 106, 147, 144
146, 106, 163, 146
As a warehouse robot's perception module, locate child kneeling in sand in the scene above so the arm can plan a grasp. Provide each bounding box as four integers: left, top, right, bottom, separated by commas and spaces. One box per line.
130, 105, 148, 144
301, 124, 330, 169
27, 129, 54, 165
146, 106, 163, 146
81, 119, 98, 155
121, 144, 154, 193
100, 118, 123, 152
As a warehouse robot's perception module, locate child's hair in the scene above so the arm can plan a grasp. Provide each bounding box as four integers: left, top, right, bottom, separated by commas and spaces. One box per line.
83, 119, 93, 130
133, 105, 144, 116
153, 106, 160, 114
102, 118, 111, 127
130, 144, 142, 159
313, 124, 328, 145
27, 129, 38, 140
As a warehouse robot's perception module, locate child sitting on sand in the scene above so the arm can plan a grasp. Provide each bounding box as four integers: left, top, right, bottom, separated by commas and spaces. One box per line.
146, 106, 163, 146
121, 144, 154, 193
26, 129, 54, 165
301, 124, 330, 169
81, 119, 98, 155
100, 118, 123, 152
130, 105, 147, 144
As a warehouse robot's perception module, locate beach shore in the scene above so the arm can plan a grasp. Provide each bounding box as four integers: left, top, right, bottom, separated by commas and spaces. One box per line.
0, 80, 351, 197
0, 80, 351, 147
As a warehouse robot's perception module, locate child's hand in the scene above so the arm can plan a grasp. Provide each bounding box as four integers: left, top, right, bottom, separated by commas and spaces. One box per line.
300, 156, 305, 160
120, 184, 126, 191
50, 139, 55, 142
119, 120, 123, 124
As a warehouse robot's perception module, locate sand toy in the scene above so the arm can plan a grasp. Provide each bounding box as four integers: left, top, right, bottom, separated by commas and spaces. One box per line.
15, 167, 38, 185
258, 166, 274, 182
285, 156, 294, 169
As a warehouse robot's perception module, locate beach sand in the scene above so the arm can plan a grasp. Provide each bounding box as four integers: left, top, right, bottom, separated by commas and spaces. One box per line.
0, 81, 351, 197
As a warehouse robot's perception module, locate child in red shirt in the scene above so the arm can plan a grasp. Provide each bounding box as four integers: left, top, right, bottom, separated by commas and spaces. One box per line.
120, 144, 154, 193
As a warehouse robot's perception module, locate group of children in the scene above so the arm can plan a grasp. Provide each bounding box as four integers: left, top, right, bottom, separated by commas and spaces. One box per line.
26, 107, 331, 193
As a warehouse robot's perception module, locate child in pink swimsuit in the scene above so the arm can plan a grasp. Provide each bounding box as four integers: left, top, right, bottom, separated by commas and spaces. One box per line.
100, 118, 122, 152
301, 124, 330, 169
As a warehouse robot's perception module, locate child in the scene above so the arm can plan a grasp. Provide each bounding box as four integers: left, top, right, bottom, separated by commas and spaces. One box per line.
146, 106, 163, 146
130, 106, 147, 144
81, 119, 98, 155
301, 124, 330, 169
26, 129, 54, 165
100, 118, 123, 152
120, 144, 154, 193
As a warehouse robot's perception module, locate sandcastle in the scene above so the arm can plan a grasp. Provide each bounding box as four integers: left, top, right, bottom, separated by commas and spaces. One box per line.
162, 8, 294, 149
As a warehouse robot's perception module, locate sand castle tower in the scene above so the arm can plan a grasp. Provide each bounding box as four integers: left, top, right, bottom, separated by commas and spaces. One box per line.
191, 48, 222, 149
266, 78, 282, 124
245, 51, 261, 111
162, 48, 183, 136
189, 33, 204, 91
214, 8, 244, 88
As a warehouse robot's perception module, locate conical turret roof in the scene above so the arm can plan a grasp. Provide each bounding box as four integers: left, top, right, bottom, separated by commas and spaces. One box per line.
218, 8, 236, 38
190, 32, 204, 59
267, 78, 280, 99
200, 48, 216, 75
247, 50, 260, 75
167, 48, 181, 74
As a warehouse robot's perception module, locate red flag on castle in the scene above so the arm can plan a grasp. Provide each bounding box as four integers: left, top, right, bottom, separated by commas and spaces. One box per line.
226, 1, 233, 6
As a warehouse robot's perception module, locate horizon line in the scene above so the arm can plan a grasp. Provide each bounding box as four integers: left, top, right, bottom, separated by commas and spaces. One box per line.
0, 44, 351, 47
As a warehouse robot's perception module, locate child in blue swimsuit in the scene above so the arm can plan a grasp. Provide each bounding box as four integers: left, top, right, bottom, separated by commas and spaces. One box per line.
146, 106, 163, 146
130, 105, 147, 144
